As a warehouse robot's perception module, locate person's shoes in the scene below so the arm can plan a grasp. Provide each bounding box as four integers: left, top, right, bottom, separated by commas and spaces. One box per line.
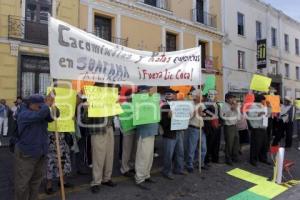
187, 168, 194, 173
174, 171, 188, 176
91, 185, 100, 194
136, 182, 151, 190
201, 165, 209, 170
45, 187, 55, 195
226, 160, 233, 166
58, 182, 74, 188
123, 171, 134, 178
250, 161, 257, 167
161, 173, 175, 180
145, 178, 156, 183
102, 180, 117, 187
129, 169, 136, 174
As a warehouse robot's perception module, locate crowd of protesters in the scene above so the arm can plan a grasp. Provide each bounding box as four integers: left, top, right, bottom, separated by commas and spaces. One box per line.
1, 85, 300, 200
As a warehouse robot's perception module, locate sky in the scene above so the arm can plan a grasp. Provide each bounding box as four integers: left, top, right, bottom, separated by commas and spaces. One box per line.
262, 0, 300, 22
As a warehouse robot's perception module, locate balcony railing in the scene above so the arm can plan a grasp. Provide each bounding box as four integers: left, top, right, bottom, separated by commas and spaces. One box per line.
141, 0, 171, 11
8, 15, 48, 45
112, 36, 129, 47
191, 8, 217, 29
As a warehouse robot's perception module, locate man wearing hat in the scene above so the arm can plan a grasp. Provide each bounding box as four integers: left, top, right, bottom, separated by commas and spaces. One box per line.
14, 93, 56, 200
272, 96, 294, 148
135, 85, 159, 190
160, 88, 186, 180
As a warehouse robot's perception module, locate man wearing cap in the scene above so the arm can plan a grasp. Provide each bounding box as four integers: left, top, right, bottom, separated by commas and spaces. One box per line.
135, 86, 159, 190
272, 96, 294, 148
221, 93, 240, 166
247, 94, 271, 166
160, 88, 186, 180
14, 94, 56, 200
185, 89, 206, 173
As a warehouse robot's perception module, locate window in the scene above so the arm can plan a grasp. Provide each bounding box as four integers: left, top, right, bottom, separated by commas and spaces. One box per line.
94, 15, 112, 41
199, 41, 206, 69
285, 63, 290, 78
296, 38, 299, 55
284, 34, 289, 52
144, 0, 167, 10
196, 0, 204, 23
256, 21, 262, 40
296, 66, 300, 80
270, 60, 279, 75
238, 50, 245, 69
271, 27, 277, 47
25, 0, 52, 23
166, 32, 177, 52
20, 55, 51, 97
144, 0, 157, 7
237, 12, 245, 36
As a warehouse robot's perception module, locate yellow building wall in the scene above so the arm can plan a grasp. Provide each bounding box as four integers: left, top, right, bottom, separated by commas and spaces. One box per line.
121, 16, 161, 51
0, 0, 22, 38
184, 33, 196, 49
170, 0, 193, 21
57, 0, 79, 26
209, 0, 222, 30
0, 43, 18, 105
79, 4, 88, 30
212, 41, 223, 100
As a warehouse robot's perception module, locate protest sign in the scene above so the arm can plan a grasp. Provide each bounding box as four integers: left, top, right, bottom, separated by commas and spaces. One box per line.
72, 80, 94, 92
250, 74, 272, 92
295, 100, 300, 109
242, 93, 255, 112
119, 103, 136, 133
49, 17, 201, 86
202, 75, 216, 95
48, 87, 77, 132
170, 86, 192, 100
84, 86, 123, 117
132, 93, 160, 126
169, 101, 193, 130
265, 95, 281, 113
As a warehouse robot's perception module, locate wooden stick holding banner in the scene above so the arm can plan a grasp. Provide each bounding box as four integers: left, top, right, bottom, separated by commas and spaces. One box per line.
198, 88, 202, 174
50, 89, 66, 200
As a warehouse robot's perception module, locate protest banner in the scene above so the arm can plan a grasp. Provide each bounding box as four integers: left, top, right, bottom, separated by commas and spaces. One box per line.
84, 86, 123, 117
48, 87, 77, 132
250, 74, 272, 92
202, 75, 216, 95
265, 95, 281, 113
132, 93, 160, 126
119, 103, 135, 133
169, 101, 193, 130
49, 17, 201, 86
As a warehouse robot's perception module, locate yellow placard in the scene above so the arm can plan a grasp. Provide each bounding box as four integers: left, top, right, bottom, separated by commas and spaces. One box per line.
250, 75, 272, 92
84, 86, 123, 117
265, 95, 281, 113
47, 87, 77, 132
295, 100, 300, 109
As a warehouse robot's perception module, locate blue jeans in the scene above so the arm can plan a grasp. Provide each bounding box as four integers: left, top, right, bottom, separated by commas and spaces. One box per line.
184, 127, 200, 170
162, 131, 184, 176
194, 131, 207, 167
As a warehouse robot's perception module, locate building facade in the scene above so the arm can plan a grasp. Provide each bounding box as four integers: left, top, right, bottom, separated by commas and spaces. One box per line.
222, 0, 300, 100
0, 0, 224, 105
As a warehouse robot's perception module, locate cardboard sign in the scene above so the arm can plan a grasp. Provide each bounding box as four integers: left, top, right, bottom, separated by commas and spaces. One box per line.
132, 93, 161, 126
295, 100, 300, 109
169, 101, 193, 130
170, 86, 192, 100
48, 87, 77, 132
119, 103, 136, 133
250, 75, 272, 92
265, 95, 281, 113
203, 75, 216, 95
84, 86, 123, 117
243, 93, 255, 112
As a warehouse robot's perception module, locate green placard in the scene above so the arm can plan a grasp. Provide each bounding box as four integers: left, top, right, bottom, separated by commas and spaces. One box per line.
119, 103, 136, 133
203, 75, 216, 95
132, 93, 161, 126
227, 190, 269, 200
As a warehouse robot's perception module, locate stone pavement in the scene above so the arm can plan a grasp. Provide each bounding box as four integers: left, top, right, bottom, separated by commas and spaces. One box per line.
1, 135, 300, 200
